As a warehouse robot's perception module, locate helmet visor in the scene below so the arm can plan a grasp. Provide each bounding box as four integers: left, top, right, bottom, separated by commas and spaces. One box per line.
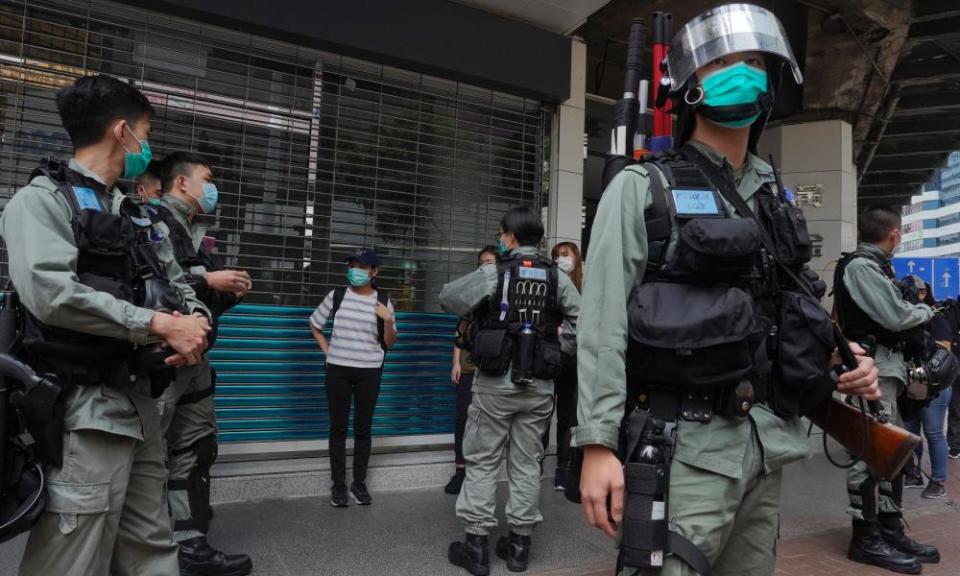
666, 3, 803, 92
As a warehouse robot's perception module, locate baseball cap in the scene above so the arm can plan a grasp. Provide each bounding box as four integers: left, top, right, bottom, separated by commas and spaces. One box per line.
344, 248, 380, 267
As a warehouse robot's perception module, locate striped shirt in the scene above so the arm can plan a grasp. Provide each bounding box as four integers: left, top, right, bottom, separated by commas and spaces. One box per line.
310, 288, 395, 369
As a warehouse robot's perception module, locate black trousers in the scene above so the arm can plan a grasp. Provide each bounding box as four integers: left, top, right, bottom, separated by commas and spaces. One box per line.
949, 378, 960, 452
325, 363, 382, 485
454, 372, 475, 466
542, 361, 578, 469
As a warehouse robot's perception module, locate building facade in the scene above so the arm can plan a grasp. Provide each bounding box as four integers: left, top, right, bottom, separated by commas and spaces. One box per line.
898, 152, 960, 258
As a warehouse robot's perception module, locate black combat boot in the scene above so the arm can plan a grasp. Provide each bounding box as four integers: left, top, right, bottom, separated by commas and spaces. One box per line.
848, 519, 921, 574
879, 513, 941, 563
495, 531, 532, 572
179, 536, 253, 576
448, 533, 490, 576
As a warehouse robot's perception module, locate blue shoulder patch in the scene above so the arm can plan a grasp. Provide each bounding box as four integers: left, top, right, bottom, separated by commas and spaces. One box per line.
71, 186, 102, 211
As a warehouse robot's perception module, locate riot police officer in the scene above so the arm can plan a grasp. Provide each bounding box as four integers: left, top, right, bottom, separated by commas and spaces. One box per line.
152, 151, 254, 576
0, 75, 210, 575
573, 5, 881, 575
440, 206, 580, 574
834, 205, 939, 574
136, 159, 164, 203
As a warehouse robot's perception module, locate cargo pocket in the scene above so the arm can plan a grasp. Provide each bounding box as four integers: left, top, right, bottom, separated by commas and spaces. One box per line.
46, 480, 110, 535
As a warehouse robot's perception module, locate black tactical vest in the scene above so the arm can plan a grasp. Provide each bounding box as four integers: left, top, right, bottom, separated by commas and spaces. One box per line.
145, 203, 238, 323
833, 248, 923, 350
627, 146, 831, 417
469, 253, 565, 383
17, 159, 185, 365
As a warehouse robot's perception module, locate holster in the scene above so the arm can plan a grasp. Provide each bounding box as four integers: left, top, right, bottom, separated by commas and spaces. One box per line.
9, 369, 68, 467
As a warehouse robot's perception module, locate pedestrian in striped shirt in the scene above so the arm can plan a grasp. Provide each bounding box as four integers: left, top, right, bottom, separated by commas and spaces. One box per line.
310, 248, 396, 508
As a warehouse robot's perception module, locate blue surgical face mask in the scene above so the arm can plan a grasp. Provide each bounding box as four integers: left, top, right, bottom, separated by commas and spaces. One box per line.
120, 125, 152, 178
701, 61, 769, 128
186, 179, 219, 214
347, 267, 370, 287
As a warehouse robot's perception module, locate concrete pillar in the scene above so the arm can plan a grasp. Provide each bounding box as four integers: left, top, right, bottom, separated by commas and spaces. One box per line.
758, 120, 858, 306
545, 38, 586, 250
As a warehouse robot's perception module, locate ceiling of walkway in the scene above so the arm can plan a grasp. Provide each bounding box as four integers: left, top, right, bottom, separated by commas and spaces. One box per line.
573, 0, 956, 206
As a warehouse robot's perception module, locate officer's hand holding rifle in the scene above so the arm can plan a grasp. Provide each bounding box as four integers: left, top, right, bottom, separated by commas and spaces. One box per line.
149, 311, 210, 367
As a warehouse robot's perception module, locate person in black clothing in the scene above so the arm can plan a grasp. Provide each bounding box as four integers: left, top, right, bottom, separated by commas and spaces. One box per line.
445, 246, 499, 495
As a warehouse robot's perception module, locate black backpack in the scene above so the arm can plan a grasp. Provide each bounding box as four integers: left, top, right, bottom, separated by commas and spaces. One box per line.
939, 298, 960, 358
328, 287, 392, 351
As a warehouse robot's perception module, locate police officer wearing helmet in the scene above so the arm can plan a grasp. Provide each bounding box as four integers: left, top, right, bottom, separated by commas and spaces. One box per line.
573, 5, 881, 575
440, 206, 580, 574
0, 74, 211, 575
151, 151, 254, 576
834, 205, 940, 573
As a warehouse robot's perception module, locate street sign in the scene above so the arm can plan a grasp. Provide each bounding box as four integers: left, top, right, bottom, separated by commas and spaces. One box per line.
892, 257, 933, 286
891, 257, 960, 300
933, 258, 960, 300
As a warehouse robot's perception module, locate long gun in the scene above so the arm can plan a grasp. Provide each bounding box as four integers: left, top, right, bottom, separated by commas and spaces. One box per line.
804, 325, 921, 480
650, 11, 673, 152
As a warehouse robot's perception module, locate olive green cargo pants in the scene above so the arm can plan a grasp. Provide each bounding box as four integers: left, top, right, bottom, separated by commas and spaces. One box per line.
20, 390, 179, 576
158, 360, 217, 542
621, 426, 782, 576
456, 389, 555, 536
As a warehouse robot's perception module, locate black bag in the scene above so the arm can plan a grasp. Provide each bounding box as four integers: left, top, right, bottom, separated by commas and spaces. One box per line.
533, 337, 563, 380
665, 218, 762, 280
472, 328, 513, 376
628, 282, 758, 388
777, 290, 836, 392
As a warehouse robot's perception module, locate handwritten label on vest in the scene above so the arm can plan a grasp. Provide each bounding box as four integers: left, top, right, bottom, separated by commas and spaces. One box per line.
517, 267, 547, 281
671, 188, 721, 216
71, 186, 102, 212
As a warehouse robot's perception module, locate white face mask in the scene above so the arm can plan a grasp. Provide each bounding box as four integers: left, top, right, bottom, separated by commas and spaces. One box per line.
556, 256, 574, 274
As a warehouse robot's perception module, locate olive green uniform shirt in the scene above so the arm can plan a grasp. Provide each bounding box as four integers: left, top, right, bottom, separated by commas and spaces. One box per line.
841, 242, 933, 384
439, 245, 580, 396
573, 142, 809, 477
159, 194, 212, 279
0, 159, 207, 440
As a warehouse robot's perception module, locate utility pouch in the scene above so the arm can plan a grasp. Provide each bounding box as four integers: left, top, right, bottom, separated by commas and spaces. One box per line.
622, 461, 669, 569
9, 372, 67, 467
765, 198, 812, 267
473, 329, 513, 377
777, 291, 836, 392
628, 282, 757, 388
666, 218, 762, 280
532, 338, 562, 380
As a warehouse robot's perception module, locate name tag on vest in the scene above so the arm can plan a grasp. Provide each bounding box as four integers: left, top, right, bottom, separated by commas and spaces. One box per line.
671, 188, 723, 217
71, 186, 102, 211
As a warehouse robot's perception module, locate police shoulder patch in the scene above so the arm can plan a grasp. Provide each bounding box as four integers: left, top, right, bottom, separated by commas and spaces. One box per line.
71, 186, 102, 212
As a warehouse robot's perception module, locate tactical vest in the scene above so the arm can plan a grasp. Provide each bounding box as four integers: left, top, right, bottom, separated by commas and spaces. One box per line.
469, 253, 564, 385
17, 159, 185, 366
833, 248, 923, 351
145, 203, 238, 326
627, 146, 832, 417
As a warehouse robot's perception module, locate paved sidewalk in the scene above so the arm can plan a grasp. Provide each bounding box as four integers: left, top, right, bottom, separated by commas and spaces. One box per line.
1, 439, 957, 575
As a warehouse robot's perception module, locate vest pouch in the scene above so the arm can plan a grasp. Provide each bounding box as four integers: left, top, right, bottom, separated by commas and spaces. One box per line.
667, 218, 761, 279
74, 210, 136, 295
533, 337, 563, 380
473, 328, 513, 377
776, 290, 835, 393
628, 282, 757, 388
765, 199, 812, 267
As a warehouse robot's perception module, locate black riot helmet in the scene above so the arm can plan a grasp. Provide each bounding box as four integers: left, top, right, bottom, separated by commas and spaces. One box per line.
659, 3, 803, 150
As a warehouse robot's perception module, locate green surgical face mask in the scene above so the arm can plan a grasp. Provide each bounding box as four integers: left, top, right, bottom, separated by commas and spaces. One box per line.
701, 61, 768, 128
347, 267, 370, 287
496, 238, 508, 256
121, 125, 153, 179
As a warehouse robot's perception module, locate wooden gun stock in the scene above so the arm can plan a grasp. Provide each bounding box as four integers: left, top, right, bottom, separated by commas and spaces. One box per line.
806, 397, 921, 480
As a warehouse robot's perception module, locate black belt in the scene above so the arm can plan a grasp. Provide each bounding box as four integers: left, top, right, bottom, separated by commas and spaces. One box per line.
631, 379, 769, 423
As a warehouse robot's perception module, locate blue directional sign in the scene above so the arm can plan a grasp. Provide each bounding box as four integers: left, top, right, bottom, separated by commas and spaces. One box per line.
892, 257, 933, 286
932, 258, 960, 300
892, 257, 960, 300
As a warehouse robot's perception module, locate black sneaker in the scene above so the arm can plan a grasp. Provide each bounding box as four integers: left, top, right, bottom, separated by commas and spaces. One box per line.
921, 481, 946, 500
903, 473, 924, 489
330, 483, 349, 508
350, 481, 372, 505
949, 448, 960, 459
553, 468, 566, 492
